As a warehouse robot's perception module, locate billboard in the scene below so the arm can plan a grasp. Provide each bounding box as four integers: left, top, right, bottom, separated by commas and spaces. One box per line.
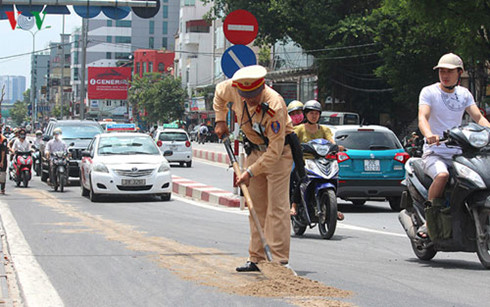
88, 67, 131, 100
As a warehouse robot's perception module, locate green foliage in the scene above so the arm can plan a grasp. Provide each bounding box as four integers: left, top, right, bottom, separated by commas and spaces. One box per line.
128, 73, 186, 124
10, 100, 28, 126
51, 105, 71, 119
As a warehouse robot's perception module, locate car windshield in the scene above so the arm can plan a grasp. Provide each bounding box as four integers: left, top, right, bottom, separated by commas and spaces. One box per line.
335, 130, 402, 150
159, 132, 188, 142
58, 124, 103, 139
97, 136, 160, 155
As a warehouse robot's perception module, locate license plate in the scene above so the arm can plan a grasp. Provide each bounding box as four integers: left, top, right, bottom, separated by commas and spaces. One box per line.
170, 145, 178, 150
121, 179, 146, 186
364, 159, 380, 171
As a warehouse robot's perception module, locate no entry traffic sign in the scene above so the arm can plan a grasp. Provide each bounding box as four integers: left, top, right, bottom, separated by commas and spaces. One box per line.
223, 9, 258, 45
221, 45, 257, 78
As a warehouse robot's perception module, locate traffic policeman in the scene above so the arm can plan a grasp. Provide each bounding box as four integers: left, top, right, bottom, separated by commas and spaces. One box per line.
213, 65, 294, 271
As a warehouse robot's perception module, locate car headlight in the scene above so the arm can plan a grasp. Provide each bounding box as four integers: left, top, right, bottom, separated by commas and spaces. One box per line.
92, 163, 109, 173
454, 161, 486, 189
463, 129, 489, 148
158, 162, 170, 172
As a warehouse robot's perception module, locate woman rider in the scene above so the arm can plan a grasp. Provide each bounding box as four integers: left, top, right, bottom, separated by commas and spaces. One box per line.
290, 100, 344, 220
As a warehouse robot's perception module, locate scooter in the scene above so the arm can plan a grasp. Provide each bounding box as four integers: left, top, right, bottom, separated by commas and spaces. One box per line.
32, 145, 41, 176
10, 151, 33, 187
291, 139, 339, 239
51, 151, 69, 192
399, 123, 490, 269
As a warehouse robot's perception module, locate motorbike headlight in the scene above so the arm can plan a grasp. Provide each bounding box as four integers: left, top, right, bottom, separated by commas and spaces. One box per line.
93, 163, 109, 173
158, 162, 170, 172
312, 144, 329, 156
463, 129, 489, 148
454, 161, 486, 189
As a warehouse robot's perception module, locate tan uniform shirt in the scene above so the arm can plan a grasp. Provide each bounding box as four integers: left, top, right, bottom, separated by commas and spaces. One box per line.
214, 79, 293, 176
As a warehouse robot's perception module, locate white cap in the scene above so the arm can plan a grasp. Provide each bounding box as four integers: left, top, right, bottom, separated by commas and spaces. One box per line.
433, 53, 464, 70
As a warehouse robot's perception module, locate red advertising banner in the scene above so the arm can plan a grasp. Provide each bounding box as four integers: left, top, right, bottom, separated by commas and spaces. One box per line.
88, 67, 132, 100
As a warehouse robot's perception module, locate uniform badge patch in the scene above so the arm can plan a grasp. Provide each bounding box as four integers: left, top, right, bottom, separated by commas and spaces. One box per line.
271, 121, 280, 134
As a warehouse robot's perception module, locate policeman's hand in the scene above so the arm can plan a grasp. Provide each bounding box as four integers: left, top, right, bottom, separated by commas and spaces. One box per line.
236, 171, 251, 187
214, 121, 229, 139
426, 134, 440, 146
338, 145, 346, 152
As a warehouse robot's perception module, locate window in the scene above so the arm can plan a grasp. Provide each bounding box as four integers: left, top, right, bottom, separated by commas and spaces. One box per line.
143, 62, 147, 73
115, 52, 131, 59
162, 37, 168, 49
162, 21, 168, 34
106, 52, 112, 59
116, 20, 131, 27
107, 20, 112, 27
74, 35, 79, 48
115, 36, 131, 44
149, 37, 154, 49
73, 68, 79, 81
106, 36, 112, 43
136, 63, 140, 74
183, 0, 195, 5
187, 20, 210, 33
74, 52, 79, 64
158, 63, 164, 72
149, 20, 154, 34
162, 5, 168, 18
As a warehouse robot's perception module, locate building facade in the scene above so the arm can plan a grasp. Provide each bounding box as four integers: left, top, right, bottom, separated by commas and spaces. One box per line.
0, 75, 26, 105
133, 49, 175, 77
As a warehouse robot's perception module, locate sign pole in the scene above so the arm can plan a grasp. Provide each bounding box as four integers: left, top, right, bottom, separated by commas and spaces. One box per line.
79, 17, 88, 120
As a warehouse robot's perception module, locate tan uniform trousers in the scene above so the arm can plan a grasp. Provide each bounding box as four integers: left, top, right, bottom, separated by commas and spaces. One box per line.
246, 144, 293, 264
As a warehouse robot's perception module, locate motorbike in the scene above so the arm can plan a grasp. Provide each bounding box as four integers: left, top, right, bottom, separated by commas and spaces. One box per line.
32, 145, 41, 176
10, 151, 33, 187
51, 151, 69, 192
291, 139, 339, 239
399, 123, 490, 269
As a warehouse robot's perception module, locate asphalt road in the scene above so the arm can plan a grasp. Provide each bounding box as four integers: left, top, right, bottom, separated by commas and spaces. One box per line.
0, 155, 489, 306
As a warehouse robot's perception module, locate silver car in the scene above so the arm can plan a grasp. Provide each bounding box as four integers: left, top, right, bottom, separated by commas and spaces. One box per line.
154, 129, 193, 167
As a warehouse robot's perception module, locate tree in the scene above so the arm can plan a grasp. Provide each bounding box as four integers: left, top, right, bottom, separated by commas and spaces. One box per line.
10, 100, 28, 126
128, 73, 186, 125
51, 105, 70, 119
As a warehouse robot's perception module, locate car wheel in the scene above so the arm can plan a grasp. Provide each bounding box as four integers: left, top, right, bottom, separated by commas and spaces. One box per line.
186, 161, 192, 168
388, 197, 402, 212
81, 183, 89, 197
179, 162, 184, 167
89, 176, 99, 202
161, 193, 171, 201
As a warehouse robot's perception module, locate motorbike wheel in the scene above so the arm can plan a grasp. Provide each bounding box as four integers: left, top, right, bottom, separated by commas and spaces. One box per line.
22, 171, 29, 188
291, 215, 306, 236
59, 174, 64, 192
35, 163, 41, 176
410, 241, 437, 261
474, 208, 490, 269
318, 189, 338, 240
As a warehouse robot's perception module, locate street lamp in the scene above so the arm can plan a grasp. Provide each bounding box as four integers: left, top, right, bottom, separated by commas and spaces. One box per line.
25, 25, 51, 127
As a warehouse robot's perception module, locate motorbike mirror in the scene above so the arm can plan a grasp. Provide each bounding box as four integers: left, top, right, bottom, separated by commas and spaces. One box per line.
81, 150, 91, 158
43, 136, 50, 142
163, 150, 173, 157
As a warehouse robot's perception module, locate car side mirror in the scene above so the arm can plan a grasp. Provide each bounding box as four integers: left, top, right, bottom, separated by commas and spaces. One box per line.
69, 142, 75, 147
163, 150, 173, 157
81, 150, 91, 158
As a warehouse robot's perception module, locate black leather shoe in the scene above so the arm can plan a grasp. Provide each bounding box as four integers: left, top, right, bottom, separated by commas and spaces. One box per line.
236, 261, 260, 272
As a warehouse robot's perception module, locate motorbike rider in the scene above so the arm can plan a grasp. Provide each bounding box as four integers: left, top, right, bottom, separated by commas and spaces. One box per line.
45, 128, 68, 185
288, 100, 305, 126
10, 128, 32, 178
198, 123, 209, 144
291, 100, 344, 220
0, 124, 7, 194
33, 130, 44, 147
417, 53, 490, 238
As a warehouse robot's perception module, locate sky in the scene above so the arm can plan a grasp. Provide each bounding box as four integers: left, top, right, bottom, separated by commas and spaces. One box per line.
0, 7, 82, 87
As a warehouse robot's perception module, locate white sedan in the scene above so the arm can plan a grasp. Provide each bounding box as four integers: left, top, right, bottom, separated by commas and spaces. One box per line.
80, 133, 172, 202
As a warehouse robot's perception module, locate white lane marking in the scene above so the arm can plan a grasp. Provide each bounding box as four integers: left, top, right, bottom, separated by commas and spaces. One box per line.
227, 24, 254, 32
228, 50, 244, 68
172, 195, 406, 237
0, 201, 64, 307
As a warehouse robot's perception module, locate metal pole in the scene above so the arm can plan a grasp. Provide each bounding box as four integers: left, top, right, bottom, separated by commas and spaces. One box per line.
30, 31, 36, 125
60, 15, 65, 119
79, 18, 88, 120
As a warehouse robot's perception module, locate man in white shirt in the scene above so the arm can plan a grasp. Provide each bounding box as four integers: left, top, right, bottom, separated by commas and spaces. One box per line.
417, 53, 490, 237
45, 128, 68, 184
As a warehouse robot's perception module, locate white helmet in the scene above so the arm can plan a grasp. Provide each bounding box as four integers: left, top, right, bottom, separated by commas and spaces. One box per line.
303, 100, 322, 113
53, 127, 62, 135
433, 53, 464, 71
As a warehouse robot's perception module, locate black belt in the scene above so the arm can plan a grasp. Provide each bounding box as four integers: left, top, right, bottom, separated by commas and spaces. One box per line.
248, 134, 291, 152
